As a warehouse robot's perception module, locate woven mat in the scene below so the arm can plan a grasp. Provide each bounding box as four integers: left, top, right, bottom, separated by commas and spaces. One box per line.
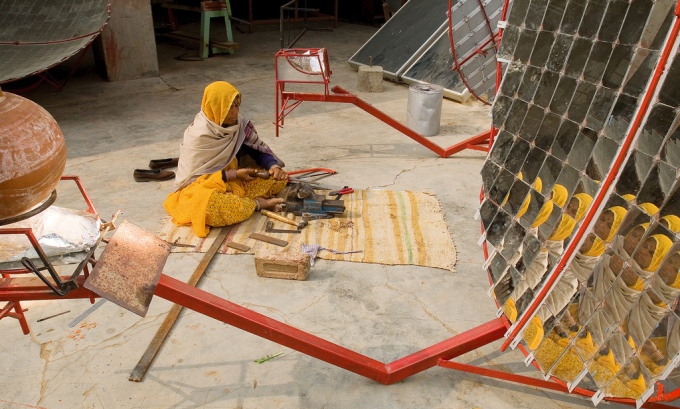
158, 189, 457, 272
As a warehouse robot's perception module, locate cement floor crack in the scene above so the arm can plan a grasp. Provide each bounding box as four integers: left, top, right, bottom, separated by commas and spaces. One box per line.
372, 159, 425, 189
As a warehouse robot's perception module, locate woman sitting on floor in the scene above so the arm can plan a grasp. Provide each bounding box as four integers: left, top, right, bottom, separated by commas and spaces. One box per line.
165, 81, 288, 237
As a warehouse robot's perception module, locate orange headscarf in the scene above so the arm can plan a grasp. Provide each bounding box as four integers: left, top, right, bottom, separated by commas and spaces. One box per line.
201, 81, 240, 125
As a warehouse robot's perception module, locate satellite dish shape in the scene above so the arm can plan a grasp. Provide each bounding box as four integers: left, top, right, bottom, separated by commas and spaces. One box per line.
0, 0, 110, 84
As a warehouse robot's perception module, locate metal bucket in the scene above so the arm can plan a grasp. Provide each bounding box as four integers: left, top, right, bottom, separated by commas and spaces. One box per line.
406, 84, 443, 137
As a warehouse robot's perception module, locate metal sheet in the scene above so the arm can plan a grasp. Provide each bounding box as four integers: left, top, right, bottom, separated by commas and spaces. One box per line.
348, 0, 449, 76
0, 0, 110, 83
84, 220, 170, 317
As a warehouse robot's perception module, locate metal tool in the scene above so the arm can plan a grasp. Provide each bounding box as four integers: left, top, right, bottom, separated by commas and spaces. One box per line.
265, 221, 301, 234
255, 170, 270, 179
329, 186, 354, 200
36, 310, 70, 322
170, 239, 196, 248
280, 182, 345, 219
68, 299, 107, 327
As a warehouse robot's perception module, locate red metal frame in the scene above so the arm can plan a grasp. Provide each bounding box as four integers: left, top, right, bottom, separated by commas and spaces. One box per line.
0, 175, 100, 333
2, 9, 679, 405
3, 270, 678, 406
275, 48, 331, 137
447, 0, 498, 105
274, 49, 494, 157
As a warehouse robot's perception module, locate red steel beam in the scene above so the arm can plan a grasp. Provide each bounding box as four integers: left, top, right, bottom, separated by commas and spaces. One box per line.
280, 87, 493, 158
2, 273, 678, 404
438, 361, 679, 409
385, 317, 506, 383
153, 274, 506, 384
0, 275, 94, 301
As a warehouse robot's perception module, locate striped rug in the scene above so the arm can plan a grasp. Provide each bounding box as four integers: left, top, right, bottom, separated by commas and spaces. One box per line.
158, 189, 457, 272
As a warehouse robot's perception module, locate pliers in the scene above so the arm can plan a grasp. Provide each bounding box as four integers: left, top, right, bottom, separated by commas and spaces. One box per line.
329, 186, 354, 199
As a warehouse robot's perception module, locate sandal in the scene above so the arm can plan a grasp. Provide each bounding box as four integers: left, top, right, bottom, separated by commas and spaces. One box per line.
148, 157, 179, 170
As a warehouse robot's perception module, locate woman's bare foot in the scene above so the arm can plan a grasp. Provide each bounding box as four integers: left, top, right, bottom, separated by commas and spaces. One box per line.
255, 197, 285, 212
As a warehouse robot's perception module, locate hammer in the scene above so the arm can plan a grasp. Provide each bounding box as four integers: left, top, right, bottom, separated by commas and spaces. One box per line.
260, 209, 307, 229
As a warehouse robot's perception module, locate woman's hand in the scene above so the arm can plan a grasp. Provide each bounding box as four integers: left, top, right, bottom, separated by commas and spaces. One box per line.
236, 168, 258, 181
269, 165, 287, 181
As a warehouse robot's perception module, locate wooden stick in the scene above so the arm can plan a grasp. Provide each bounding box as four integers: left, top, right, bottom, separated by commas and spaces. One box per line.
128, 226, 231, 382
249, 232, 288, 247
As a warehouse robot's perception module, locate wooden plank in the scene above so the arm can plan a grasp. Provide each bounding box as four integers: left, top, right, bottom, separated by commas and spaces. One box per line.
226, 241, 250, 252
249, 233, 288, 247
128, 226, 231, 382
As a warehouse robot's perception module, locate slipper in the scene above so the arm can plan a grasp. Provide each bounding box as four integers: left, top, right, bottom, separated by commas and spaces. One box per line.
134, 169, 175, 182
148, 157, 179, 170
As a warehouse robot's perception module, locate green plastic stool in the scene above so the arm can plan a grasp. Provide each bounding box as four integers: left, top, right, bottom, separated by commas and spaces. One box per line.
200, 1, 235, 59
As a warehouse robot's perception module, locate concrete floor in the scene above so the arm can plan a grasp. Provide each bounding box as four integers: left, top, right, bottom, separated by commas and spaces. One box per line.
1, 22, 643, 409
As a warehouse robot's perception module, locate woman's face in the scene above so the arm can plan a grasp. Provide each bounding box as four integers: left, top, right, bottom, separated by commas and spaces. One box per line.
594, 210, 615, 240
623, 226, 645, 256
223, 99, 241, 126
566, 197, 579, 219
580, 233, 596, 254
659, 252, 680, 285
633, 237, 657, 270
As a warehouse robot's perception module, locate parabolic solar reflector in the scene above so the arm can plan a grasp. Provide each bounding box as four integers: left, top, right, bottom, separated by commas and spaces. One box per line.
483, 0, 680, 403
0, 0, 110, 84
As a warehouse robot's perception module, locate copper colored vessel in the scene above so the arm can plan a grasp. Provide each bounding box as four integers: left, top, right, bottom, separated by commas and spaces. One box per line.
0, 89, 66, 221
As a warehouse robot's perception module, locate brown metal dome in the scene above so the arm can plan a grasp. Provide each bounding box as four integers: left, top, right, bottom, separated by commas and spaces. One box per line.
0, 89, 66, 221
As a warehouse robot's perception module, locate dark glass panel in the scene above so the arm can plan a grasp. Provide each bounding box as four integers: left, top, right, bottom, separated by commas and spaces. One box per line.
582, 41, 614, 84
567, 81, 597, 124
517, 65, 543, 102
549, 76, 578, 116
551, 119, 580, 160
602, 45, 634, 89
518, 104, 547, 142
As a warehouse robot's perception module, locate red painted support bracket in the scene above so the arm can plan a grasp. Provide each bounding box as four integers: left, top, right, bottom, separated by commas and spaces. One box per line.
2, 272, 679, 403
438, 360, 679, 409
0, 300, 29, 334
153, 274, 506, 384
278, 86, 495, 158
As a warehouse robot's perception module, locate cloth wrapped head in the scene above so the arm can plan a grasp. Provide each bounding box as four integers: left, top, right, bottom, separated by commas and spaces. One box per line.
552, 184, 568, 208
548, 214, 577, 241
661, 214, 680, 233
531, 200, 554, 229
642, 234, 673, 273
638, 202, 659, 216
582, 235, 605, 257
622, 222, 649, 253
598, 206, 627, 243
572, 193, 593, 222
201, 81, 241, 125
